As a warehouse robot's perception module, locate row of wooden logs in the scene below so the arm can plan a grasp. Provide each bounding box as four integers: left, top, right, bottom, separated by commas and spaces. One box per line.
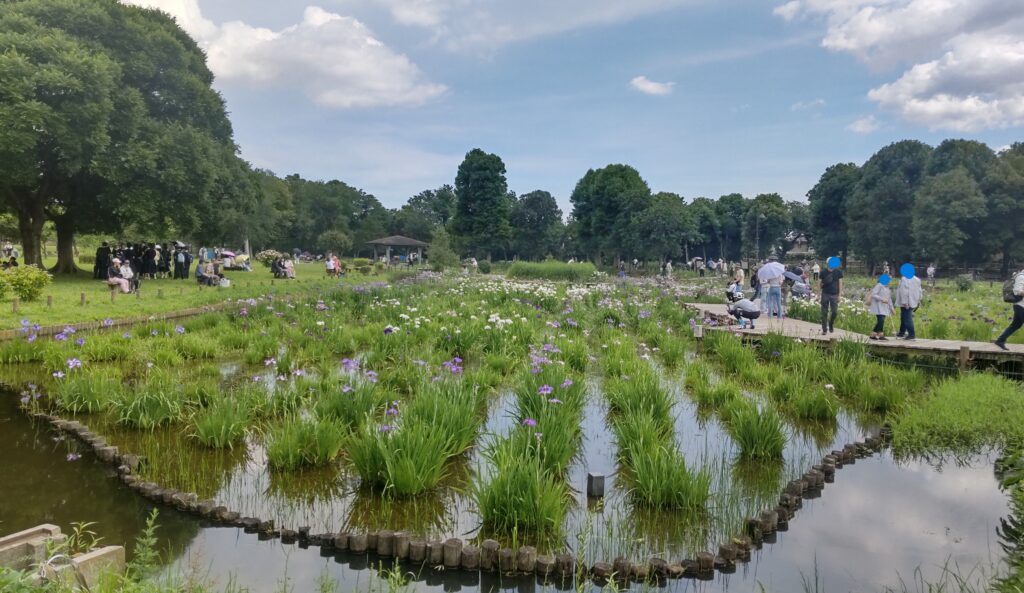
33, 410, 891, 586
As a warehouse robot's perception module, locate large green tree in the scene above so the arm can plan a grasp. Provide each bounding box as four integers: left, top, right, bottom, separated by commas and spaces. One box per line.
687, 197, 720, 261
741, 193, 790, 259
912, 168, 987, 267
570, 164, 652, 263
847, 140, 933, 270
0, 0, 242, 272
631, 192, 696, 262
807, 163, 860, 264
714, 193, 748, 261
979, 144, 1024, 274
509, 190, 564, 260
451, 149, 511, 259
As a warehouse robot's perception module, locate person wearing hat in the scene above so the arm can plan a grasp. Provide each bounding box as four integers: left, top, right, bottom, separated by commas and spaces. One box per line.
107, 258, 130, 293
818, 256, 843, 335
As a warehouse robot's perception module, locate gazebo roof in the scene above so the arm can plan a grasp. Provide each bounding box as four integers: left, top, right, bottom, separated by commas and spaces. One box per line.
366, 235, 429, 247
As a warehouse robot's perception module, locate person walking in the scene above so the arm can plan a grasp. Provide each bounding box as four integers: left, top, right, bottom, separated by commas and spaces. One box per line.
995, 267, 1024, 350
867, 274, 895, 340
926, 263, 936, 289
895, 264, 923, 341
818, 256, 843, 335
811, 261, 820, 281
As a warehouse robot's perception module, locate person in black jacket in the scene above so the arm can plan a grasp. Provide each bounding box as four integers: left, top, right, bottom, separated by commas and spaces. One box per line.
94, 242, 111, 279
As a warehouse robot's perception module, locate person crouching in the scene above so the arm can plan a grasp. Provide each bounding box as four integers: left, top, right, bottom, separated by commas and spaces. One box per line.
726, 283, 761, 330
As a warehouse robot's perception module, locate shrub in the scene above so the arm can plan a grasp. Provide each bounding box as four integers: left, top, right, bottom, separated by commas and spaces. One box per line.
78, 254, 95, 264
477, 260, 492, 274
955, 276, 973, 292
427, 229, 459, 272
2, 265, 52, 301
506, 261, 596, 282
254, 250, 284, 268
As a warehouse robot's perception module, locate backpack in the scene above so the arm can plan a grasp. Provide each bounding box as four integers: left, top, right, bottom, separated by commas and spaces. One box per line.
1004, 273, 1023, 304
177, 251, 185, 263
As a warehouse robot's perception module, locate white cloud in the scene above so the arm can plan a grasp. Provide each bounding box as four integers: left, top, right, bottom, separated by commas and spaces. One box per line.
773, 1, 802, 21
369, 0, 698, 50
630, 76, 675, 96
846, 115, 880, 133
122, 1, 446, 108
791, 98, 826, 111
775, 0, 1024, 131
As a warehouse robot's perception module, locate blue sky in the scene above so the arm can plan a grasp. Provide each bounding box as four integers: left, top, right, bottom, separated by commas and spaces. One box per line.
127, 0, 1024, 211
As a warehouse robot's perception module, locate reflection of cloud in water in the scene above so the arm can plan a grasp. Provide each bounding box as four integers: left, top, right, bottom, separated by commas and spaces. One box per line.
740, 451, 1007, 593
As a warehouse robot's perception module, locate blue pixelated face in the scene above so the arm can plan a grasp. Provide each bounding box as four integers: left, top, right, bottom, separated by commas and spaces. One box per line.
900, 263, 915, 279
826, 256, 841, 270
879, 274, 890, 286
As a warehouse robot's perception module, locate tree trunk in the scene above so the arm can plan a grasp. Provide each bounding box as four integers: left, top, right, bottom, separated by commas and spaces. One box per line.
51, 216, 79, 274
14, 197, 45, 268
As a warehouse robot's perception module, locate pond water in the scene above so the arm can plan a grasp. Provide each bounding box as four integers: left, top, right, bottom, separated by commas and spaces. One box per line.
0, 387, 1011, 592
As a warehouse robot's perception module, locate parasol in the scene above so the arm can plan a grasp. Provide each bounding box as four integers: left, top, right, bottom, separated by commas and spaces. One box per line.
757, 261, 786, 282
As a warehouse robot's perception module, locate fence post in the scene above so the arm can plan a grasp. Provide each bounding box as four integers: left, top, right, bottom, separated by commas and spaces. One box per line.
157, 289, 163, 299
47, 295, 52, 309
958, 346, 971, 371
81, 292, 86, 306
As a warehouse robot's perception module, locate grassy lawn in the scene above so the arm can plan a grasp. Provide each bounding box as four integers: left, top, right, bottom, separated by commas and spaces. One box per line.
0, 260, 343, 330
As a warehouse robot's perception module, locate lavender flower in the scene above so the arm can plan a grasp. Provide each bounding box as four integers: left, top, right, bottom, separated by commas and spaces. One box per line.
521, 418, 537, 427
66, 358, 82, 369
175, 326, 186, 334
538, 384, 554, 395
66, 452, 81, 461
560, 378, 574, 388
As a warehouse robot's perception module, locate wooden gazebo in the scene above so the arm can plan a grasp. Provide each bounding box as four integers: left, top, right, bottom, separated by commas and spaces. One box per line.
366, 235, 428, 263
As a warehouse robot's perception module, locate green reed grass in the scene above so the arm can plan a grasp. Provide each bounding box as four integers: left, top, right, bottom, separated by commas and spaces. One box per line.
265, 416, 346, 470
52, 372, 124, 414
892, 372, 1024, 456
347, 421, 454, 496
726, 403, 787, 460
191, 396, 250, 448
473, 442, 569, 537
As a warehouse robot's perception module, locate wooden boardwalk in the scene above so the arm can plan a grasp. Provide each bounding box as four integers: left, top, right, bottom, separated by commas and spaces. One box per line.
686, 303, 1024, 368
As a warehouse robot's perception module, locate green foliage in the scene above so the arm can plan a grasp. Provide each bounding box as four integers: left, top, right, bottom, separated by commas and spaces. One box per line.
474, 443, 569, 537
266, 417, 346, 470
1, 265, 52, 301
451, 148, 512, 257
477, 259, 491, 274
427, 228, 459, 272
808, 163, 860, 261
912, 168, 987, 266
191, 396, 250, 448
892, 373, 1024, 456
506, 261, 596, 282
347, 421, 454, 496
509, 190, 565, 260
570, 163, 651, 262
727, 403, 787, 460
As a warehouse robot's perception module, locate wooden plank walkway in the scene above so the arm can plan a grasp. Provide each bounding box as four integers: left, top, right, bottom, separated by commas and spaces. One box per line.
686, 303, 1024, 367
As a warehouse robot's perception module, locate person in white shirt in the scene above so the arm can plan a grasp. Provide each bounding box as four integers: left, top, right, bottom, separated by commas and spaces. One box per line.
895, 265, 923, 340
996, 269, 1024, 350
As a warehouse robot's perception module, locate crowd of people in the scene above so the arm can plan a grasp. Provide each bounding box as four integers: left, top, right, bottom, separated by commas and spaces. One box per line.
96, 242, 248, 293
